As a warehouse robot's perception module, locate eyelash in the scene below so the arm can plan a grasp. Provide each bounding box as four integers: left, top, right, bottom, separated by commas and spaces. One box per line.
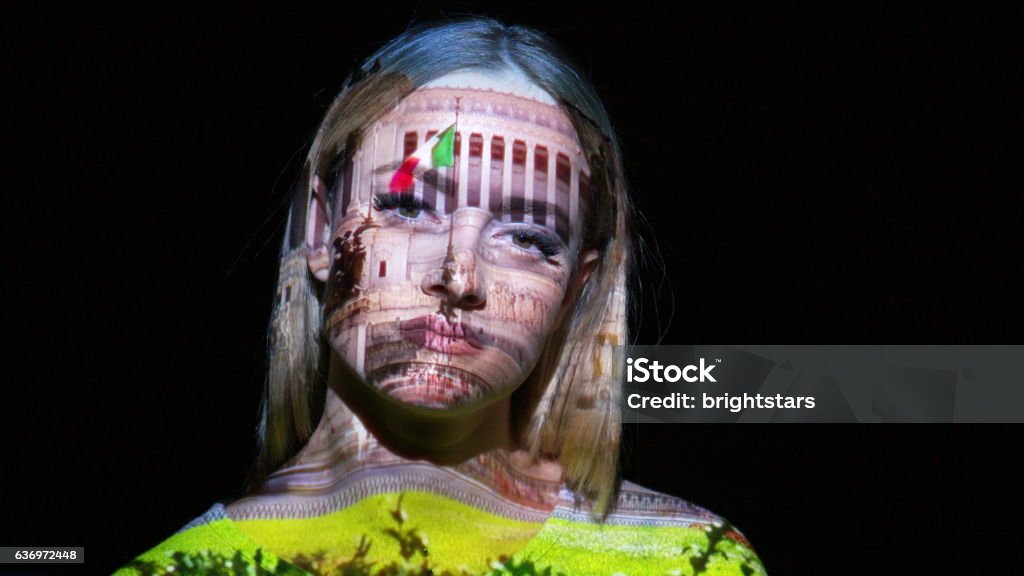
372, 193, 432, 219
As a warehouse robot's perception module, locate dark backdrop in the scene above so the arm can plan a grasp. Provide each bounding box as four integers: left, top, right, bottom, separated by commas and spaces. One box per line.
6, 3, 1019, 575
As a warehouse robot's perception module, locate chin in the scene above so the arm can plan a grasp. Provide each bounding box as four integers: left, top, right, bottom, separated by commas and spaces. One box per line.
367, 361, 497, 409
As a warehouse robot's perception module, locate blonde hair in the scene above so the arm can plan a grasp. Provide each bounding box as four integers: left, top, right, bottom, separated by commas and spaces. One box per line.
254, 17, 635, 516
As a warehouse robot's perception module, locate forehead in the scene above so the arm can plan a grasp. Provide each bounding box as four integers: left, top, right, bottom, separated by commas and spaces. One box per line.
333, 72, 592, 243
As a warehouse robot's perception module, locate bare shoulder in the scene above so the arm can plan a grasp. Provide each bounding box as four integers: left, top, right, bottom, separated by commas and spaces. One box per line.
549, 482, 768, 574
613, 480, 721, 522
556, 481, 757, 545
556, 481, 725, 524
621, 480, 759, 548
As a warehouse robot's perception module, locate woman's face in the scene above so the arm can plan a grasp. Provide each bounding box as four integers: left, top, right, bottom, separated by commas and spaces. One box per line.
312, 70, 593, 412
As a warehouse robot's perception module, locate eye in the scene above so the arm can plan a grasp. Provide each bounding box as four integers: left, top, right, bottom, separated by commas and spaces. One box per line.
398, 205, 421, 219
373, 193, 435, 222
508, 229, 561, 258
512, 231, 534, 248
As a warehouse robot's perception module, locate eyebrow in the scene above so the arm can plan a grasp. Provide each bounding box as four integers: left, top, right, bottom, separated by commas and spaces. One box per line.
504, 202, 571, 243
372, 163, 457, 198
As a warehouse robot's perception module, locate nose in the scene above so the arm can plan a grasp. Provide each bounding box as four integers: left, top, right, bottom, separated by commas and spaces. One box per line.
427, 249, 486, 308
421, 211, 488, 309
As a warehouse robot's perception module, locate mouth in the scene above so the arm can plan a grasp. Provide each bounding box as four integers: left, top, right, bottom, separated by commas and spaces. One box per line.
400, 314, 485, 356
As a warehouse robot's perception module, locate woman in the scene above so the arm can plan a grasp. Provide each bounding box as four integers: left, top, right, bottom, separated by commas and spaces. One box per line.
119, 17, 765, 576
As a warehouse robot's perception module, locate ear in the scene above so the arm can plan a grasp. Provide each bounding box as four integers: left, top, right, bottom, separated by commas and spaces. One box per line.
305, 175, 331, 283
578, 249, 599, 286
562, 249, 600, 309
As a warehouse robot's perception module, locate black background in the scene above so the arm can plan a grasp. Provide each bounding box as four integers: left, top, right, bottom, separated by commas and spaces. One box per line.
5, 3, 1020, 575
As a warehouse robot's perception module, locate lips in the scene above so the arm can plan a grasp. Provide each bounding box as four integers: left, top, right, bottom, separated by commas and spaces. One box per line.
400, 315, 484, 355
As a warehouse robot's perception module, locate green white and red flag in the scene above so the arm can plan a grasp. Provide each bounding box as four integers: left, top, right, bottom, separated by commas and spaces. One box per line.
389, 123, 456, 193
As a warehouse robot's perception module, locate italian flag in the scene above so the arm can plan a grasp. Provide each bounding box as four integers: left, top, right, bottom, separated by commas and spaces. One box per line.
389, 124, 456, 193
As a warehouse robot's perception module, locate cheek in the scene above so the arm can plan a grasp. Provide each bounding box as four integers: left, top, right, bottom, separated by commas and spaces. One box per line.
321, 212, 393, 321
474, 242, 574, 355
323, 233, 367, 316
478, 269, 568, 343
323, 222, 432, 334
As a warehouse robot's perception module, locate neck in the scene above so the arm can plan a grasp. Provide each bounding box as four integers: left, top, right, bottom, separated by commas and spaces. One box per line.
227, 365, 564, 522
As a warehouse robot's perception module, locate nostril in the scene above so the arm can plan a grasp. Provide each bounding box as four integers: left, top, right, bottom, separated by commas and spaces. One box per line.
460, 294, 483, 307
424, 284, 449, 299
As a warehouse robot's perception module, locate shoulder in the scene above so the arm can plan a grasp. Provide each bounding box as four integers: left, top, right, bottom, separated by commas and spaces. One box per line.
521, 481, 767, 575
114, 504, 307, 576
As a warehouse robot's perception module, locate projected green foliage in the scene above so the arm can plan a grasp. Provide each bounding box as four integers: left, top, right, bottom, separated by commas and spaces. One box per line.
127, 495, 759, 575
